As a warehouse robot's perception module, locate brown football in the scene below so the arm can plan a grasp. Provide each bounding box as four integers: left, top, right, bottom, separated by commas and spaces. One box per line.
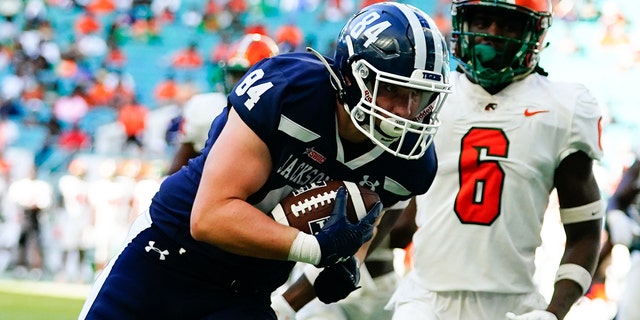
270, 180, 380, 234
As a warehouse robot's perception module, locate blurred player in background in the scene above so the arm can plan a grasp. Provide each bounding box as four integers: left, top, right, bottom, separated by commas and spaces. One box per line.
386, 1, 604, 320
56, 158, 94, 283
599, 154, 640, 320
166, 33, 280, 175
79, 2, 451, 319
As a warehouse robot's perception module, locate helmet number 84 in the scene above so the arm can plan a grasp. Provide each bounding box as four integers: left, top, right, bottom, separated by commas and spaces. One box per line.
235, 68, 274, 110
349, 12, 391, 48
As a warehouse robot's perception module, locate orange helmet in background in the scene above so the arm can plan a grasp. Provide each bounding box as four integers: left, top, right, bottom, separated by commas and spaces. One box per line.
221, 33, 280, 93
224, 33, 280, 72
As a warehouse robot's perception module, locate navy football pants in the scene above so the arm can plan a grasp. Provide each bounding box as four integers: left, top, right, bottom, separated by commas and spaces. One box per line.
79, 212, 277, 319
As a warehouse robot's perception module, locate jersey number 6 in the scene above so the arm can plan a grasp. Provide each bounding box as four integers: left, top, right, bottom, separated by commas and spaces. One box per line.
454, 127, 508, 225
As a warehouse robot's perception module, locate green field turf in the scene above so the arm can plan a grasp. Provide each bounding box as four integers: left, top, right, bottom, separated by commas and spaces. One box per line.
0, 279, 89, 320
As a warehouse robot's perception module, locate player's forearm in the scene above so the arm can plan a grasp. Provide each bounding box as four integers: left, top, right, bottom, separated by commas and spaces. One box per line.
547, 220, 602, 319
191, 201, 298, 260
282, 274, 316, 311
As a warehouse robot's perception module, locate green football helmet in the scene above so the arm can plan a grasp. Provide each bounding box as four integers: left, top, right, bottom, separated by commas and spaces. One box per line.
451, 0, 552, 89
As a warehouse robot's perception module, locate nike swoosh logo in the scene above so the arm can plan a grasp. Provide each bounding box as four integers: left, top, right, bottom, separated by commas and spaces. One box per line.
524, 108, 549, 117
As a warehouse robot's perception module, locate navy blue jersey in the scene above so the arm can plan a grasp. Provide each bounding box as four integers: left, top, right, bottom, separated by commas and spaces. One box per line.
149, 52, 437, 291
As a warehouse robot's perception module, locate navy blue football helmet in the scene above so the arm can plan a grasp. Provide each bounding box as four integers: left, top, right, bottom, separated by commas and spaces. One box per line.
333, 2, 452, 160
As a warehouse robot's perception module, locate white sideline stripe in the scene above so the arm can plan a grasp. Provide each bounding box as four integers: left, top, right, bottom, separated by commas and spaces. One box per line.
343, 181, 367, 220
0, 279, 90, 299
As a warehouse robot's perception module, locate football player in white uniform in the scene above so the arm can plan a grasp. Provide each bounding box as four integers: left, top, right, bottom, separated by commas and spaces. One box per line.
387, 1, 604, 320
166, 33, 280, 175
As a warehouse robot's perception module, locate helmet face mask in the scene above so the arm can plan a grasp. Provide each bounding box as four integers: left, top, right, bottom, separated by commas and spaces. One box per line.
451, 0, 552, 89
334, 2, 452, 160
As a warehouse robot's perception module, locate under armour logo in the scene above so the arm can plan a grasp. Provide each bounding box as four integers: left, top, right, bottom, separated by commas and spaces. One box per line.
145, 241, 169, 260
359, 175, 380, 192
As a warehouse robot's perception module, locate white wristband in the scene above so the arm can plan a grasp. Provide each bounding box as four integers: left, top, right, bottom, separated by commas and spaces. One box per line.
555, 263, 592, 295
288, 231, 321, 265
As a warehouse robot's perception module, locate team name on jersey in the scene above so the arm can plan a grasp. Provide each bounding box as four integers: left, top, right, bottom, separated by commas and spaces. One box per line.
276, 154, 331, 186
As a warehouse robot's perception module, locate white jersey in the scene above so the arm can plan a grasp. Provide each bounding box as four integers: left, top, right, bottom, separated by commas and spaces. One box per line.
180, 92, 227, 152
411, 72, 603, 293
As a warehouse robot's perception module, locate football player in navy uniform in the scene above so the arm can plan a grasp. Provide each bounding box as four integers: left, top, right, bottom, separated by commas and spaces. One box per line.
79, 2, 451, 319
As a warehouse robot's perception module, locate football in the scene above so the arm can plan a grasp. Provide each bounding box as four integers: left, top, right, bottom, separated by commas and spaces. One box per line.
270, 180, 380, 234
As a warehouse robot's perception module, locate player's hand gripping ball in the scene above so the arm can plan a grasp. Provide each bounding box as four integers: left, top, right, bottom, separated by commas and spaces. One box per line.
270, 180, 381, 234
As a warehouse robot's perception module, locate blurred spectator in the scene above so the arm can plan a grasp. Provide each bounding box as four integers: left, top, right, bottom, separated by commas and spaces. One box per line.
104, 41, 127, 69
53, 85, 89, 127
227, 0, 248, 16
85, 74, 114, 107
152, 0, 180, 23
0, 113, 18, 151
58, 122, 91, 151
74, 10, 101, 36
117, 96, 148, 151
171, 41, 203, 69
0, 43, 11, 70
45, 115, 63, 138
106, 20, 129, 47
180, 3, 203, 28
0, 97, 23, 118
0, 15, 19, 45
153, 72, 178, 106
24, 2, 47, 24
321, 0, 355, 22
200, 0, 222, 31
77, 32, 108, 58
55, 55, 80, 95
1, 71, 25, 101
131, 15, 161, 43
86, 0, 116, 15
21, 78, 46, 102
107, 74, 135, 108
0, 0, 23, 19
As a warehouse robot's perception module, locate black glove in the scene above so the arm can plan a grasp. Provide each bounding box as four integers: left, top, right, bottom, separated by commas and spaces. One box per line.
314, 187, 382, 268
314, 255, 360, 304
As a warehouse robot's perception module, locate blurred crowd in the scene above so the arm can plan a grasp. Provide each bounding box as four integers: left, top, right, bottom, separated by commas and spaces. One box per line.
0, 2, 639, 317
